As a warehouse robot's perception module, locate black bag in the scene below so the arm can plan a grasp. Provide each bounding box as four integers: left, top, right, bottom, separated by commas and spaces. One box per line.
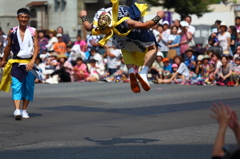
207, 46, 223, 56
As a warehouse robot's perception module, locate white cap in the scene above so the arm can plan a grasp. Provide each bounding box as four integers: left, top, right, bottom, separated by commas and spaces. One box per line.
156, 51, 164, 58
220, 21, 227, 27
180, 21, 189, 27
56, 33, 62, 37
162, 21, 169, 25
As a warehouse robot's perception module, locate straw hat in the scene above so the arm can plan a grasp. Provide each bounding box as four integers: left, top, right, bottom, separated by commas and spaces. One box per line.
223, 51, 230, 56
50, 52, 58, 58
57, 54, 68, 60
46, 29, 57, 36
185, 48, 195, 54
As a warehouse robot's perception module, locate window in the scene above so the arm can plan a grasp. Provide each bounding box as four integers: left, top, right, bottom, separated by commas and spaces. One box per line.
30, 8, 37, 18
30, 20, 37, 28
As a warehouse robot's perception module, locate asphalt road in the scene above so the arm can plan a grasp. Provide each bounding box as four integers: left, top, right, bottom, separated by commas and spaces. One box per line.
0, 82, 240, 159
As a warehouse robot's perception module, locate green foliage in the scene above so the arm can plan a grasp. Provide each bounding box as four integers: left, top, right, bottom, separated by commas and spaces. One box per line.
145, 0, 222, 19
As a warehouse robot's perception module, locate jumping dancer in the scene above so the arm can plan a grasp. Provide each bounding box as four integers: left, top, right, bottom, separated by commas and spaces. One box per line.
79, 0, 165, 93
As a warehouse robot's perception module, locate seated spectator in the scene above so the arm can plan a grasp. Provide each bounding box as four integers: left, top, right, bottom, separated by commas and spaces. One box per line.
74, 35, 87, 52
167, 25, 181, 55
210, 103, 240, 159
47, 54, 73, 83
166, 55, 190, 84
73, 57, 89, 82
42, 52, 58, 80
53, 33, 67, 54
86, 59, 103, 82
162, 58, 172, 79
210, 51, 222, 82
234, 46, 240, 59
200, 55, 214, 85
46, 29, 58, 51
217, 56, 233, 86
150, 51, 164, 80
230, 57, 240, 86
89, 46, 104, 68
195, 55, 203, 75
184, 48, 196, 72
57, 26, 71, 44
105, 44, 122, 76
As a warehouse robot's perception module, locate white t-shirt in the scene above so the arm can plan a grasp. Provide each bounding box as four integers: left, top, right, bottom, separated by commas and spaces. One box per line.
107, 48, 121, 69
177, 63, 190, 79
152, 29, 160, 38
91, 53, 104, 67
160, 29, 171, 52
216, 60, 222, 69
46, 37, 58, 51
218, 32, 231, 51
188, 25, 195, 35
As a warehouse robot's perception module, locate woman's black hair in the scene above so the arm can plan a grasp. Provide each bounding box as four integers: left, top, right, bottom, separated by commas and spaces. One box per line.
211, 51, 221, 59
221, 56, 229, 61
89, 59, 96, 63
229, 26, 237, 37
76, 57, 83, 61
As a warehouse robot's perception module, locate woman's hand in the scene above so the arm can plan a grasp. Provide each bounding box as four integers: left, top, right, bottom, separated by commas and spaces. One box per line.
211, 103, 232, 129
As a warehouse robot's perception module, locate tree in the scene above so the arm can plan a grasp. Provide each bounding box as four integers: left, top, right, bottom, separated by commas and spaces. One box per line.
145, 0, 222, 20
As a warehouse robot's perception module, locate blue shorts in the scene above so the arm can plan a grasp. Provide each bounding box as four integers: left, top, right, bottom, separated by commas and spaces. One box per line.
12, 71, 35, 101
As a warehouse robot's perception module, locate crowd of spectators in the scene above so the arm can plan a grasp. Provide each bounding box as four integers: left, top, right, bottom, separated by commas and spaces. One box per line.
1, 16, 240, 86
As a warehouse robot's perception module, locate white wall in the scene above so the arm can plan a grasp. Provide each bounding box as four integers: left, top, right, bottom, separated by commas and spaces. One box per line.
0, 0, 78, 40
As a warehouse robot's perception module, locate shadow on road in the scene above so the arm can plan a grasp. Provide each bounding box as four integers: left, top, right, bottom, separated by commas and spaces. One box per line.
0, 144, 220, 159
83, 137, 160, 145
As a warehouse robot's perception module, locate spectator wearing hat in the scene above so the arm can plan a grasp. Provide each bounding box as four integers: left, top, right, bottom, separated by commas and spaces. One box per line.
180, 21, 192, 57
57, 26, 71, 44
217, 56, 233, 86
218, 22, 231, 53
230, 57, 240, 86
184, 48, 196, 72
53, 33, 67, 54
195, 55, 203, 75
42, 52, 58, 78
46, 29, 58, 51
151, 51, 164, 80
200, 55, 214, 85
73, 57, 89, 82
156, 63, 179, 84
208, 25, 219, 47
74, 35, 87, 52
162, 58, 172, 79
49, 54, 74, 83
158, 21, 171, 57
167, 25, 181, 55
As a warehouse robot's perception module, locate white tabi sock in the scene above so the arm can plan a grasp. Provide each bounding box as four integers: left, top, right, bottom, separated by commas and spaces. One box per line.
128, 68, 134, 74
138, 66, 150, 86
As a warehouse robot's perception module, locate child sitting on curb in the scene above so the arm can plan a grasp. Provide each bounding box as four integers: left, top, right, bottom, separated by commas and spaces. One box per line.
230, 57, 240, 86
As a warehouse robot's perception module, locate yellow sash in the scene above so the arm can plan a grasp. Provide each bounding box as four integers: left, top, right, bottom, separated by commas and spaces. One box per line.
0, 59, 31, 92
92, 0, 148, 47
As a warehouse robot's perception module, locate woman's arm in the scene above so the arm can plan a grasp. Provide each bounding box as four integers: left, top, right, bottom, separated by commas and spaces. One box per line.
227, 37, 231, 51
224, 70, 232, 79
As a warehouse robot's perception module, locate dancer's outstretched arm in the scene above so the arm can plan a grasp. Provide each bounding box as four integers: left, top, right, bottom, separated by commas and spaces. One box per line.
79, 10, 93, 32
127, 11, 165, 30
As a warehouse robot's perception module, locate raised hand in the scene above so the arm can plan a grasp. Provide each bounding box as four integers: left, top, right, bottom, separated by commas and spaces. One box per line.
211, 102, 232, 128
157, 11, 165, 19
79, 10, 87, 18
